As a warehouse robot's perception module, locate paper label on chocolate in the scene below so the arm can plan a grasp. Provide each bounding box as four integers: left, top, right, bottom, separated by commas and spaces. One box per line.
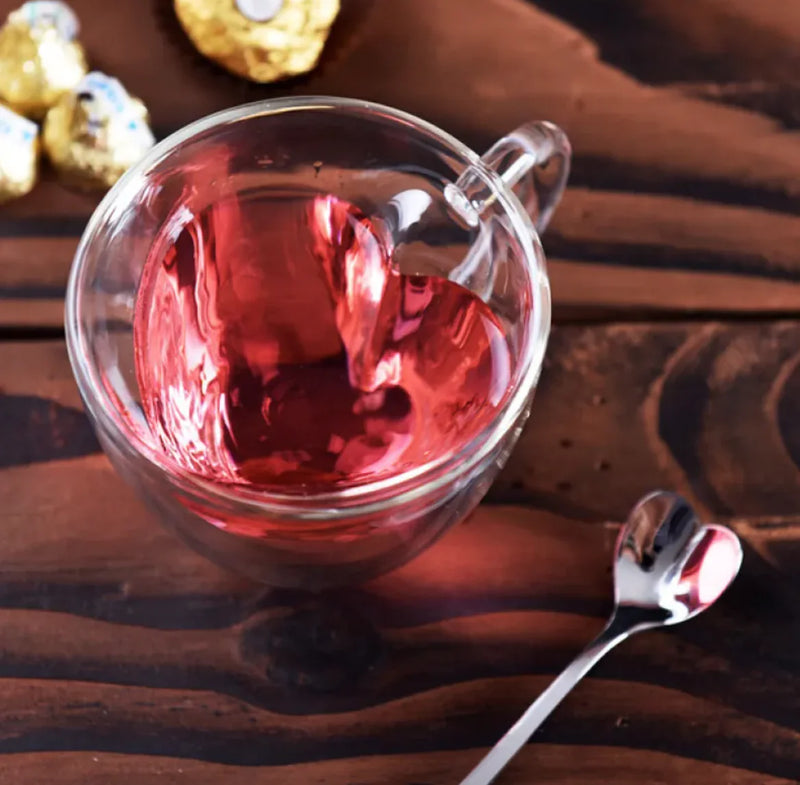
17, 1, 79, 40
235, 0, 284, 22
77, 72, 155, 148
0, 104, 37, 147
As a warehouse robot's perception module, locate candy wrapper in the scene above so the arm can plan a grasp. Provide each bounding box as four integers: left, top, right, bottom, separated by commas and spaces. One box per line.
0, 2, 88, 118
43, 71, 155, 190
174, 0, 340, 83
0, 103, 39, 202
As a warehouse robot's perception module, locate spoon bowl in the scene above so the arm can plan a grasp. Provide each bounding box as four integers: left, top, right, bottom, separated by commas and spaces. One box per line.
614, 491, 743, 629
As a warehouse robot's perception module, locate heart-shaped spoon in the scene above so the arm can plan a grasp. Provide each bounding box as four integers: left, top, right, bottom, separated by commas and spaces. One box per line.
460, 491, 743, 785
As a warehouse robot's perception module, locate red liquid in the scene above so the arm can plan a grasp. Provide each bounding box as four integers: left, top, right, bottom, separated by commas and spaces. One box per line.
134, 190, 513, 492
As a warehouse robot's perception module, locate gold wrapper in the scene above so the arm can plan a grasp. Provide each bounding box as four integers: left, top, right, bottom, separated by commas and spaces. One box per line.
0, 2, 88, 118
174, 0, 340, 83
43, 71, 155, 190
0, 103, 38, 202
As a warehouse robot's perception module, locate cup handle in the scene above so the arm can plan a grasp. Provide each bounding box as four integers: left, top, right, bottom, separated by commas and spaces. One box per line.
446, 121, 571, 233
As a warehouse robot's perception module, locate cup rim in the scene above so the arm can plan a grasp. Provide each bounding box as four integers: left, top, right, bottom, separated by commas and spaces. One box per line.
65, 95, 551, 520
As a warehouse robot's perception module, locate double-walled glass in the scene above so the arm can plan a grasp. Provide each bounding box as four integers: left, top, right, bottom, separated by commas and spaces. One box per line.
66, 97, 570, 589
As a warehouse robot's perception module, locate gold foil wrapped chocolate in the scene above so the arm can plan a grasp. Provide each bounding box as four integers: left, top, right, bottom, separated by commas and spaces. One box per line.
0, 2, 88, 118
174, 0, 340, 83
43, 71, 155, 190
0, 103, 39, 202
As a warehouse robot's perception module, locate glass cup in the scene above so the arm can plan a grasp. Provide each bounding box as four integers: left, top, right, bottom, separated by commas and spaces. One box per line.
65, 96, 570, 589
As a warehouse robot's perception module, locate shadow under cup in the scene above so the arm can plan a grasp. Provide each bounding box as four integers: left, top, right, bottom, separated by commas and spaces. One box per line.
65, 97, 551, 589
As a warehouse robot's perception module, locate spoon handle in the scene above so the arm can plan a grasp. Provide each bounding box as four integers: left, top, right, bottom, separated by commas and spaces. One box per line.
458, 618, 629, 785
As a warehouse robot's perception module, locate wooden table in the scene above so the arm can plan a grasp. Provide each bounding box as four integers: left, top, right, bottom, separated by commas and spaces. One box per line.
2, 0, 800, 781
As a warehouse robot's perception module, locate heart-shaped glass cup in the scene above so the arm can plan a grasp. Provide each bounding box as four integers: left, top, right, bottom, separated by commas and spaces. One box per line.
66, 97, 570, 589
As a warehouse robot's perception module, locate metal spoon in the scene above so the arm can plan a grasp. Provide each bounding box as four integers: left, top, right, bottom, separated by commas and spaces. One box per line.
459, 491, 743, 785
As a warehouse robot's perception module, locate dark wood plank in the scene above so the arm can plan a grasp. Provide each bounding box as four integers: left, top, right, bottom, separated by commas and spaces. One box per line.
5, 747, 794, 785
8, 186, 800, 328
3, 0, 800, 326
495, 320, 800, 531
3, 0, 800, 780
2, 332, 800, 781
8, 323, 800, 527
0, 469, 798, 779
531, 0, 800, 86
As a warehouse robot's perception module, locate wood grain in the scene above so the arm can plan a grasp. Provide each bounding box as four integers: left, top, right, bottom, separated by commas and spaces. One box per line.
0, 469, 798, 779
8, 325, 800, 525
496, 321, 800, 526
2, 336, 800, 780
3, 0, 800, 326
2, 0, 800, 781
9, 185, 800, 328
5, 747, 795, 785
